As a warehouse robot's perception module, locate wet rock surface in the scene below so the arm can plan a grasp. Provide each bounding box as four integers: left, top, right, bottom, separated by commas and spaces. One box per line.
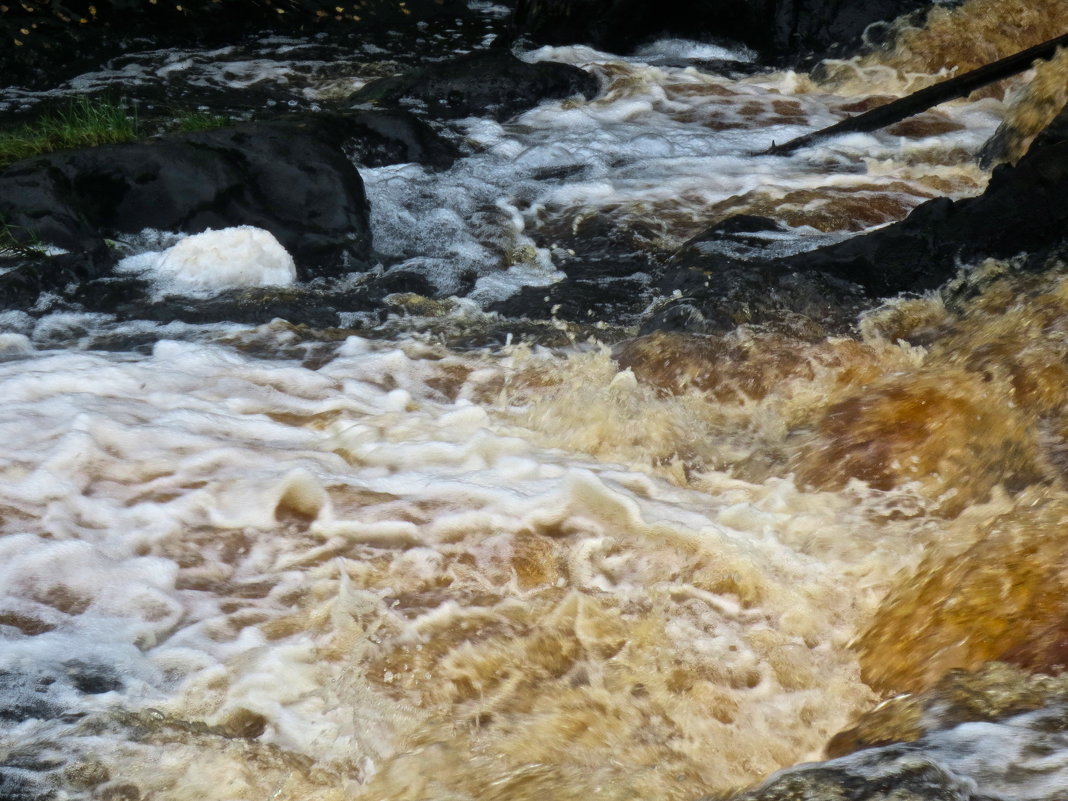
826, 663, 1068, 759
771, 104, 1068, 297
731, 664, 1068, 801
0, 116, 374, 309
647, 104, 1068, 338
489, 213, 659, 324
349, 49, 600, 121
642, 215, 870, 338
0, 116, 372, 275
342, 109, 461, 170
510, 0, 937, 65
0, 0, 481, 91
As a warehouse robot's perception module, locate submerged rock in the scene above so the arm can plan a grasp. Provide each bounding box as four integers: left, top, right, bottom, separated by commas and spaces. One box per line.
732, 665, 1068, 801
856, 496, 1068, 696
510, 0, 935, 65
828, 662, 1068, 759
488, 211, 660, 325
642, 215, 870, 338
792, 367, 1048, 516
349, 50, 600, 121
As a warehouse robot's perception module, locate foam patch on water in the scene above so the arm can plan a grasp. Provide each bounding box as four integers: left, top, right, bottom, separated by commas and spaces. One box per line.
465, 0, 511, 16
116, 226, 296, 298
632, 37, 757, 63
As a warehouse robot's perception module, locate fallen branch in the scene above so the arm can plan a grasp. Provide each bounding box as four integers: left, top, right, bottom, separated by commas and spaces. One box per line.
763, 31, 1068, 156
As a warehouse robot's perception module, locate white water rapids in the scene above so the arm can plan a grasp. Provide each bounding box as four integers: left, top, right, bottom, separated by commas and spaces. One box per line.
5, 14, 1064, 801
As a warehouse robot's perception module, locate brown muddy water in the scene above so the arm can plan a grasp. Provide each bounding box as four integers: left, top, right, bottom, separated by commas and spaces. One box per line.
3, 1, 1068, 799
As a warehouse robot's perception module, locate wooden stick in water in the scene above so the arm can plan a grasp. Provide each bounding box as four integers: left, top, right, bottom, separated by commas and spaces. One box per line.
763, 31, 1068, 156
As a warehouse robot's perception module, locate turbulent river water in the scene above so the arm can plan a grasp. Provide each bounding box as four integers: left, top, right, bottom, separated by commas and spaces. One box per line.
6, 4, 1068, 800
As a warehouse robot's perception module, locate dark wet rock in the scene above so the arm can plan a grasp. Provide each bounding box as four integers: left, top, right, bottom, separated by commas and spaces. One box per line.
730, 758, 981, 801
769, 196, 961, 297
62, 661, 123, 696
642, 218, 869, 338
62, 270, 458, 329
487, 212, 660, 324
67, 282, 357, 329
349, 50, 599, 121
2, 754, 65, 773
486, 250, 653, 324
770, 104, 1068, 297
0, 107, 468, 316
140, 291, 359, 329
729, 664, 1068, 801
772, 0, 940, 68
342, 109, 461, 170
487, 274, 650, 324
678, 214, 792, 258
375, 269, 443, 298
0, 0, 475, 90
0, 247, 116, 312
651, 105, 1068, 335
726, 666, 1068, 801
0, 116, 372, 292
828, 662, 1068, 759
510, 0, 936, 66
0, 662, 123, 722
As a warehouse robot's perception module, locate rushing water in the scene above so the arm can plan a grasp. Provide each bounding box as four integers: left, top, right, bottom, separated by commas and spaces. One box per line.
4, 4, 1068, 799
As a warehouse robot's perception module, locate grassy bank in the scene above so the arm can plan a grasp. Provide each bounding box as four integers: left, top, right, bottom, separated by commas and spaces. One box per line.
0, 97, 229, 170
0, 97, 137, 169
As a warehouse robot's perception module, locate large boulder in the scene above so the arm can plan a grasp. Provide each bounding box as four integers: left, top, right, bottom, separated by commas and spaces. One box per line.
0, 116, 373, 284
349, 50, 600, 121
510, 0, 935, 65
774, 104, 1068, 297
648, 105, 1068, 336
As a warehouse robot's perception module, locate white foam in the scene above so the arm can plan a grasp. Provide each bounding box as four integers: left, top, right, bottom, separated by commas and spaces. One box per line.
359, 49, 1002, 309
466, 0, 511, 16
0, 332, 33, 356
633, 37, 757, 63
116, 226, 297, 297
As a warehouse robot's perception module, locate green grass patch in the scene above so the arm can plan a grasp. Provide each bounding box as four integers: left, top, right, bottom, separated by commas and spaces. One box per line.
0, 218, 47, 259
0, 96, 139, 169
0, 97, 234, 170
